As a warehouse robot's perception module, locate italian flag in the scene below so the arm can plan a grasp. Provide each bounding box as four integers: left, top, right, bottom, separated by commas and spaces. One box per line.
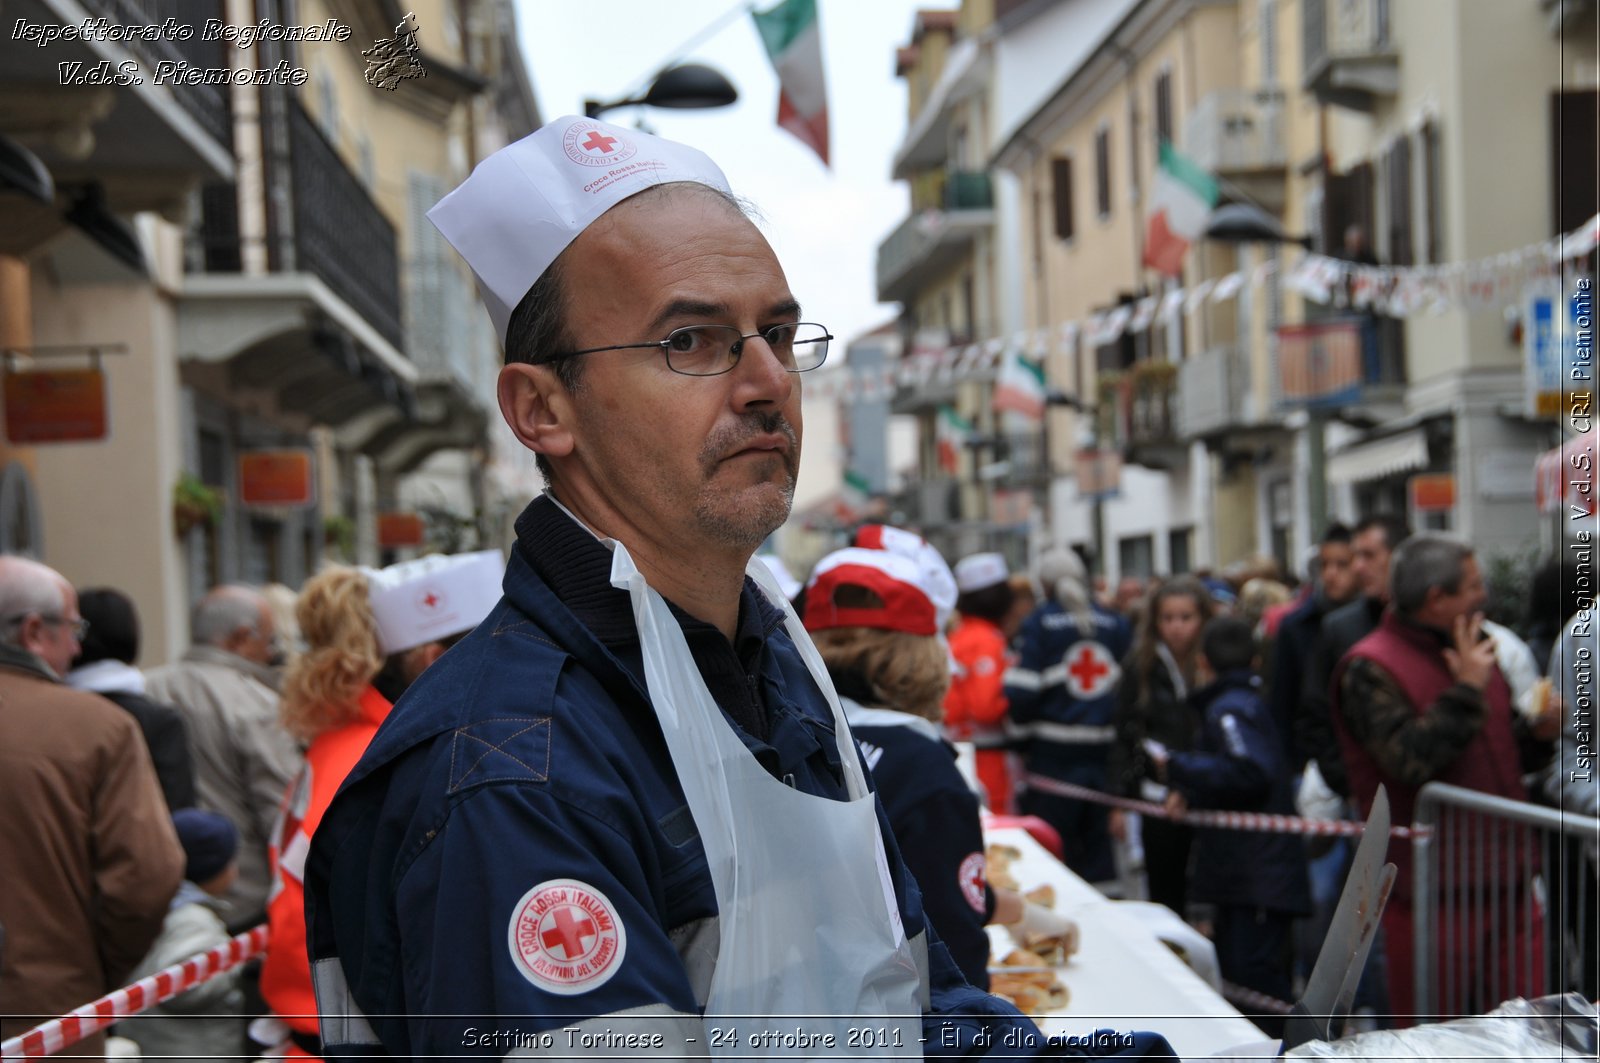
835, 467, 871, 520
993, 349, 1047, 421
753, 0, 829, 165
936, 406, 972, 474
1143, 142, 1218, 277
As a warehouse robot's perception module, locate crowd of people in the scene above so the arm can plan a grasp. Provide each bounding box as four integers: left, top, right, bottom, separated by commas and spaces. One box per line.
2, 113, 1594, 1060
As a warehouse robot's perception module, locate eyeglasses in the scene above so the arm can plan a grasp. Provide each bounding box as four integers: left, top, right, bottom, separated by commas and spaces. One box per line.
542, 322, 832, 377
1, 613, 90, 640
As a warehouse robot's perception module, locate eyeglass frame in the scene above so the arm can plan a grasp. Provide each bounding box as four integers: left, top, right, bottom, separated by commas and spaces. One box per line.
1, 612, 90, 641
536, 322, 834, 377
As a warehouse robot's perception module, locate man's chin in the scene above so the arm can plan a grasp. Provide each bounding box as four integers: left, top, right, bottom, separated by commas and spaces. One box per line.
696, 480, 794, 549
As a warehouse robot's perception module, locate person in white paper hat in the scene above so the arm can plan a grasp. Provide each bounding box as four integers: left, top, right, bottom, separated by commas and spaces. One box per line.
302, 116, 1173, 1062
262, 553, 499, 1059
945, 552, 1021, 813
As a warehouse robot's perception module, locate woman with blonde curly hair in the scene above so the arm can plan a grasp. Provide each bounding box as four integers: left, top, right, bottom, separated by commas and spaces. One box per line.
803, 547, 1074, 990
262, 565, 389, 1060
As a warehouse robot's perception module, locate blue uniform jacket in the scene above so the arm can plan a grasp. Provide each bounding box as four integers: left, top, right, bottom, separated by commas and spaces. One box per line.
303, 499, 1174, 1060
849, 703, 993, 989
1005, 602, 1132, 778
1165, 672, 1311, 915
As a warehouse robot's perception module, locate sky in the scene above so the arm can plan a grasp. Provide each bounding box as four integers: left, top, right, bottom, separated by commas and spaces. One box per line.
515, 0, 930, 351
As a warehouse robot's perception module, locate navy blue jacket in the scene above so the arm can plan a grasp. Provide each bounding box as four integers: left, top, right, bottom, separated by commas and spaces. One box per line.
1005, 602, 1132, 779
303, 498, 1174, 1060
1166, 672, 1311, 915
850, 703, 993, 989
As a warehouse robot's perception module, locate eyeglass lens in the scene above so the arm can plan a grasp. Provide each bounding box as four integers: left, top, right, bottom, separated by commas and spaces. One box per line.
664, 323, 829, 376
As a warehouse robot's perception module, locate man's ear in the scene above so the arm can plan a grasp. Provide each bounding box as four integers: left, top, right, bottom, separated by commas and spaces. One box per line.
498, 363, 575, 459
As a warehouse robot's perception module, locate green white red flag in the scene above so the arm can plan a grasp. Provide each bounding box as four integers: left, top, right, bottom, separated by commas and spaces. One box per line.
936, 406, 972, 474
752, 0, 829, 165
993, 349, 1046, 421
1143, 142, 1218, 277
836, 467, 872, 519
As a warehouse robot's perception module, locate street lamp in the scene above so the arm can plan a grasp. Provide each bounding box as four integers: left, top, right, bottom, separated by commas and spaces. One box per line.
584, 63, 739, 119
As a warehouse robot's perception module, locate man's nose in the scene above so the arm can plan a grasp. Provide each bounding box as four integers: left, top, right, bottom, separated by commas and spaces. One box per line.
730, 334, 793, 408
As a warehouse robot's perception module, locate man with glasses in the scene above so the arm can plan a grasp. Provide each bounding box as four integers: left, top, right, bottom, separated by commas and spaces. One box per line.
304, 117, 1171, 1060
147, 584, 302, 934
0, 556, 183, 1058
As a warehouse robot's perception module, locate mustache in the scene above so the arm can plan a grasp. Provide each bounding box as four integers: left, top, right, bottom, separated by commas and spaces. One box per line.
700, 412, 799, 471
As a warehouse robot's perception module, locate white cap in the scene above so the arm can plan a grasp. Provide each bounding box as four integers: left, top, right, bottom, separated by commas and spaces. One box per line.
365, 550, 503, 655
427, 115, 732, 346
954, 552, 1009, 593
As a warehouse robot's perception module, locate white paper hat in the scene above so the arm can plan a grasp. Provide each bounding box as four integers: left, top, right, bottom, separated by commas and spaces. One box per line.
365, 550, 504, 655
757, 554, 802, 601
954, 551, 1009, 593
427, 115, 733, 346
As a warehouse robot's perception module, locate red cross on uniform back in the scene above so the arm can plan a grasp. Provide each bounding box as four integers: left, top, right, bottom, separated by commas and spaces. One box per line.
1063, 641, 1117, 699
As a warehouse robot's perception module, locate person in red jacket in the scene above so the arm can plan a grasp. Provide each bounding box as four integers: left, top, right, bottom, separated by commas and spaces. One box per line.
944, 552, 1018, 812
261, 553, 501, 1059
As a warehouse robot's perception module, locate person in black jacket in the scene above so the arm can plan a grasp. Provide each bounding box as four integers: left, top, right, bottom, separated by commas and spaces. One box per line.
1107, 575, 1214, 915
1268, 523, 1357, 766
67, 587, 197, 811
1155, 617, 1310, 1037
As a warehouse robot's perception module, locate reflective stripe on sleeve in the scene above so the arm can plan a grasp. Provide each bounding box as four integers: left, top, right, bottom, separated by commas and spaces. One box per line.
1025, 721, 1116, 745
310, 957, 382, 1047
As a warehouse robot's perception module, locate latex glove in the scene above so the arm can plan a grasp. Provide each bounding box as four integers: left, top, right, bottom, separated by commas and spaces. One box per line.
1006, 902, 1080, 957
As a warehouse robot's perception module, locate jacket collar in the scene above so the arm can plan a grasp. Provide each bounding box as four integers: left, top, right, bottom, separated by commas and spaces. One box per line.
0, 641, 58, 683
180, 643, 282, 691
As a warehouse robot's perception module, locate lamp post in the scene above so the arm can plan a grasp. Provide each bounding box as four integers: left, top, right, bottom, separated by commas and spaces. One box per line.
584, 63, 739, 119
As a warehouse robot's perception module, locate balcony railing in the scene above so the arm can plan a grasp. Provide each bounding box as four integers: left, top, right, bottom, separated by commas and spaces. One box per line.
192, 95, 404, 350
1276, 315, 1405, 408
1302, 0, 1399, 110
1182, 89, 1287, 175
79, 0, 232, 149
1179, 344, 1251, 440
900, 477, 961, 526
877, 171, 995, 302
1099, 364, 1179, 458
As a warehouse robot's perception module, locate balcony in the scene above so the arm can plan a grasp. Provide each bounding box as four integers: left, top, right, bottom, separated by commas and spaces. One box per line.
1177, 344, 1286, 445
1302, 0, 1399, 112
898, 476, 962, 528
0, 0, 234, 255
179, 95, 414, 430
1182, 89, 1287, 212
1275, 315, 1406, 416
876, 170, 995, 304
1099, 363, 1186, 470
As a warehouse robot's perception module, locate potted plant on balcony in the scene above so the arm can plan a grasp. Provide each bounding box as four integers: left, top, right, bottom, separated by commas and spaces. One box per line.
323, 514, 356, 560
172, 472, 223, 537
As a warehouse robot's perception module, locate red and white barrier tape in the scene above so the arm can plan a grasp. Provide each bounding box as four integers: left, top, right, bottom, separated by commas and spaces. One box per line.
0, 925, 268, 1059
1020, 774, 1432, 840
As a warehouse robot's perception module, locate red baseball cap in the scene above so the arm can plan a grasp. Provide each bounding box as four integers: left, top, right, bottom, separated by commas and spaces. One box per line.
802, 548, 939, 636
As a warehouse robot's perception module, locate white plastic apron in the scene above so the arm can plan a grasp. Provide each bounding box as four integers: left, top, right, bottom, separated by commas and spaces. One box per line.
609, 543, 920, 1057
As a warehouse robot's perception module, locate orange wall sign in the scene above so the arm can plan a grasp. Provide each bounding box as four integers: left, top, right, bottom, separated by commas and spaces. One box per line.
377, 512, 425, 548
3, 367, 108, 443
1409, 473, 1456, 513
238, 450, 314, 507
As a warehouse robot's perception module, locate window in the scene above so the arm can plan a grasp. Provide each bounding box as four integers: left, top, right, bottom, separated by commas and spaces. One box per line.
1552, 91, 1599, 238
1420, 120, 1441, 264
1154, 71, 1173, 148
1118, 534, 1154, 578
1167, 527, 1192, 575
1383, 136, 1414, 266
1260, 0, 1278, 84
1095, 126, 1112, 217
1051, 156, 1075, 240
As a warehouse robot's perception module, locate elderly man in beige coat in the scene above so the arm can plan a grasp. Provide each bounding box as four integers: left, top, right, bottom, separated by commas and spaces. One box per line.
0, 555, 183, 1059
147, 585, 302, 931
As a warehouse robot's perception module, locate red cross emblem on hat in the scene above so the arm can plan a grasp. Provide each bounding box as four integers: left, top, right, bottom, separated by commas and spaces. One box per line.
509, 879, 627, 994
562, 122, 639, 167
1063, 640, 1118, 699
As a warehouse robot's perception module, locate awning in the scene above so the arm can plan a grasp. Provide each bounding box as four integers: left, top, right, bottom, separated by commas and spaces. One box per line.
1326, 428, 1429, 485
1535, 428, 1597, 516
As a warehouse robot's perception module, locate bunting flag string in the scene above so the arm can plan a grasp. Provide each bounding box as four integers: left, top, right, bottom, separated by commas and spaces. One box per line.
802, 217, 1598, 408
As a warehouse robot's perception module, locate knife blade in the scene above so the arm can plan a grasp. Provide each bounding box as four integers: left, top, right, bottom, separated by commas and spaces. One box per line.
1281, 785, 1395, 1051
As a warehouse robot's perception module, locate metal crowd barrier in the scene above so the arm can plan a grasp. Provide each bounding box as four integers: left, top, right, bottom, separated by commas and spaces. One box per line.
1413, 781, 1599, 1019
